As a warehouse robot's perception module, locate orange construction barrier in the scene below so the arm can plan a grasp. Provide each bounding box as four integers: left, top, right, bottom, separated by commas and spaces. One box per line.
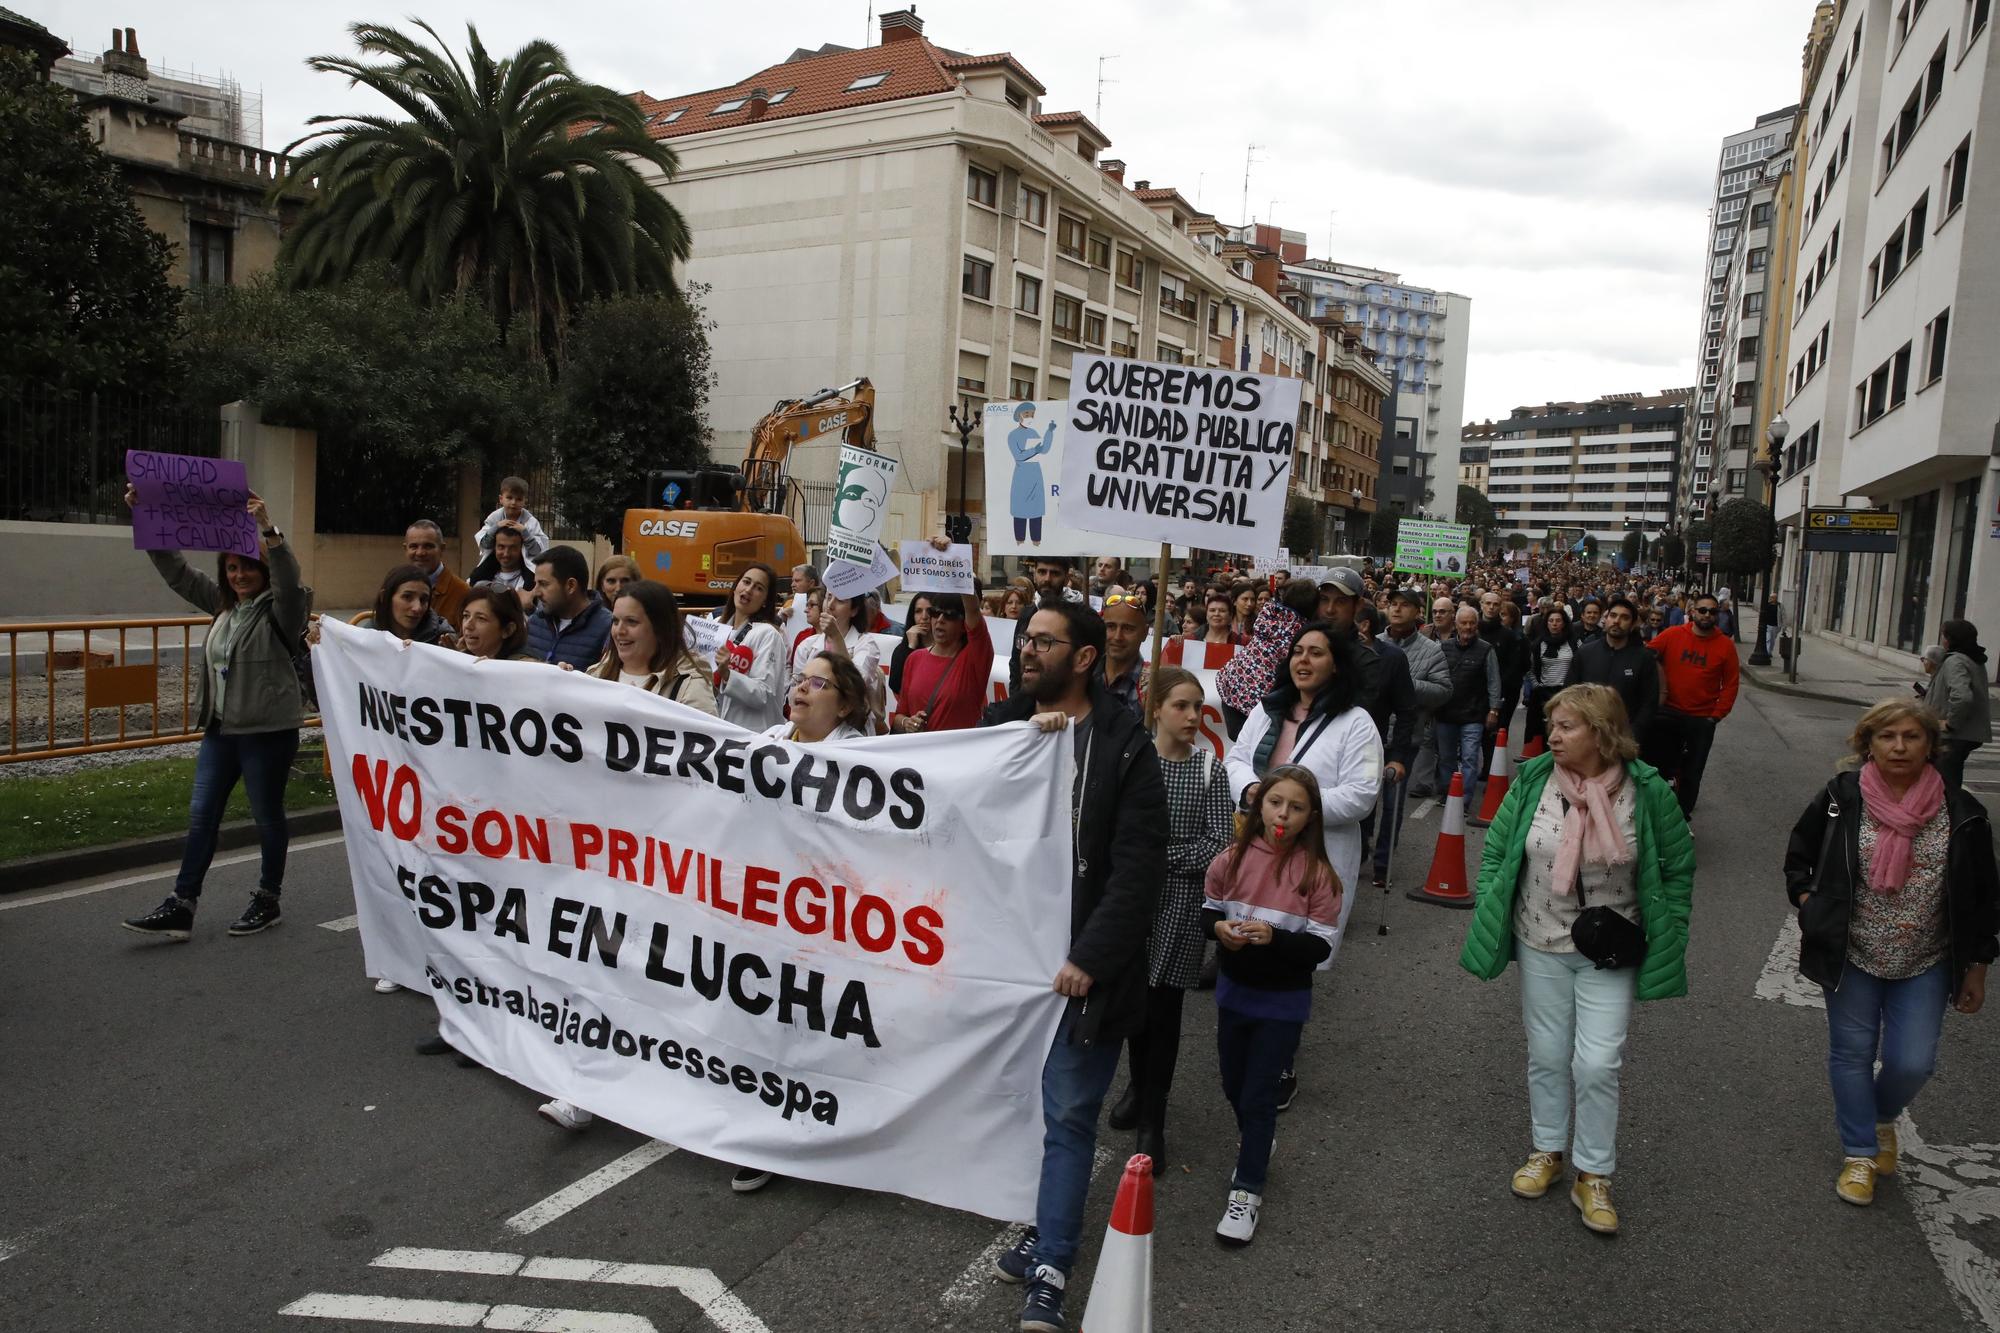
1407, 772, 1474, 909
1082, 1155, 1154, 1331
1477, 729, 1514, 822
1522, 732, 1547, 760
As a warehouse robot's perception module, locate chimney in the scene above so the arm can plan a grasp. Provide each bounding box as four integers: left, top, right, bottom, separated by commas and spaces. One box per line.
1133, 179, 1150, 191
103, 25, 148, 83
880, 7, 924, 43
126, 27, 139, 55
746, 87, 770, 119
1100, 158, 1125, 184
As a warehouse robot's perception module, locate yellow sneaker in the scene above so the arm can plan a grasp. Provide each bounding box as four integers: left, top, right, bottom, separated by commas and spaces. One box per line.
1570, 1173, 1618, 1234
1874, 1123, 1899, 1176
1837, 1157, 1876, 1206
1511, 1151, 1565, 1199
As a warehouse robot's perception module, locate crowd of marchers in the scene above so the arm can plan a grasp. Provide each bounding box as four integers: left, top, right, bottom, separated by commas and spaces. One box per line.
113, 481, 1998, 1333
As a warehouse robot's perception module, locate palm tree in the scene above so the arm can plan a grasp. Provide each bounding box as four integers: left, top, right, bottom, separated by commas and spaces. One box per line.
276, 20, 690, 360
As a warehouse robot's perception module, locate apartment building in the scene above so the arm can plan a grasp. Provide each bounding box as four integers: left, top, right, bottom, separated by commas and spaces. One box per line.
1483, 391, 1690, 553
1774, 0, 1999, 659
625, 9, 1341, 562
1458, 419, 1493, 495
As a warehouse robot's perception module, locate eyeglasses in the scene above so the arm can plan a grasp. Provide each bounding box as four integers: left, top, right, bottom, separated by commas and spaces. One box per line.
1692, 607, 1718, 615
1016, 633, 1072, 654
933, 605, 966, 620
795, 676, 833, 692
1103, 592, 1144, 607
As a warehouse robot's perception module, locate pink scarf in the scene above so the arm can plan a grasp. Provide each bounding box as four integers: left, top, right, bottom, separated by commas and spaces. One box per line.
1858, 761, 1946, 894
1549, 761, 1634, 896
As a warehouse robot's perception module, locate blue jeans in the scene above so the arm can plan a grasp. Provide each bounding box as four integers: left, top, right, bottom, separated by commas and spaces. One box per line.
1433, 720, 1485, 814
1030, 1005, 1121, 1276
1823, 960, 1950, 1157
1216, 1005, 1303, 1193
175, 726, 299, 901
1517, 942, 1635, 1176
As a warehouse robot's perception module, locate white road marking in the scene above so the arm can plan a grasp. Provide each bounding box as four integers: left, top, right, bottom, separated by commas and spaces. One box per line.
368, 1248, 770, 1333
501, 1140, 678, 1236
280, 1292, 655, 1331
1411, 798, 1438, 822
0, 1221, 60, 1262
318, 913, 360, 932
1753, 912, 1824, 1009
0, 833, 347, 912
941, 1144, 1117, 1309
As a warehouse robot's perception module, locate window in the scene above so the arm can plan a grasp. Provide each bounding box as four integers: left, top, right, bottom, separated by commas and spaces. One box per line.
1943, 134, 1972, 213
1114, 248, 1139, 288
844, 72, 890, 91
1908, 192, 1930, 257
1056, 215, 1086, 259
712, 97, 747, 114
1747, 247, 1767, 272
1052, 293, 1082, 341
1016, 273, 1042, 316
1925, 307, 1951, 382
960, 255, 992, 300
1018, 185, 1047, 228
966, 165, 997, 206
766, 88, 793, 105
1750, 201, 1775, 227
650, 108, 685, 126
1744, 291, 1765, 315
1727, 469, 1747, 493
1974, 0, 1993, 43
1892, 343, 1914, 406
1737, 336, 1760, 363
1924, 40, 1947, 112
188, 220, 231, 287
1086, 232, 1111, 268
1009, 367, 1037, 400
1083, 309, 1106, 345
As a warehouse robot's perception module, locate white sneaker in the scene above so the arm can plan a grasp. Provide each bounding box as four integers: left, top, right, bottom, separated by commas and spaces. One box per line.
1215, 1188, 1262, 1245
372, 978, 401, 994
537, 1099, 595, 1131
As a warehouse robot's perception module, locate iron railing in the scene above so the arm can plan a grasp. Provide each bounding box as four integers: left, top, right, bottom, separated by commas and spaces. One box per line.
1, 389, 222, 524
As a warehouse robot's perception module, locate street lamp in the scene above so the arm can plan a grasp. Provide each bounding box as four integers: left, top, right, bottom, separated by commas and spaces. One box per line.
944, 404, 977, 544
1748, 412, 1787, 666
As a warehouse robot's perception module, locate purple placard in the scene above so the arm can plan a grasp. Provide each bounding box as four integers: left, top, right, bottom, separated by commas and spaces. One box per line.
125, 450, 260, 559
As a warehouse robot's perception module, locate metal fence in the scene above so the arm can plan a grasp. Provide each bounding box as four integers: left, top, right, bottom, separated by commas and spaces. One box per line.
1, 389, 222, 524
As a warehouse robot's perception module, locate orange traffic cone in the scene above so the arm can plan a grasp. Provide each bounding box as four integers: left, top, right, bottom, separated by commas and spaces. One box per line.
1522, 732, 1547, 760
1082, 1155, 1154, 1331
1407, 773, 1474, 909
1477, 729, 1513, 822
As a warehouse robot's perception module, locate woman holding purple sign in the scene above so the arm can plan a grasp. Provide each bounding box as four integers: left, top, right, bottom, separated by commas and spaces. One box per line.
120, 484, 307, 941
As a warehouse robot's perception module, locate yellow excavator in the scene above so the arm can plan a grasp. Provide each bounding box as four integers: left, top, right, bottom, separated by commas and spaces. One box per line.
623, 379, 877, 607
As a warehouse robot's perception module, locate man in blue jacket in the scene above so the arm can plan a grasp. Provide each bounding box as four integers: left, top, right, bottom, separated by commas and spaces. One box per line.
525, 546, 612, 668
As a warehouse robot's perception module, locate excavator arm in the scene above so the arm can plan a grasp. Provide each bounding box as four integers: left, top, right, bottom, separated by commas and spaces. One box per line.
741, 378, 875, 515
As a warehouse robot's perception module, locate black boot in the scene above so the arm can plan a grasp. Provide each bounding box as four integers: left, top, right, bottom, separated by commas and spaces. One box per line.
1106, 1085, 1140, 1132
1135, 1123, 1167, 1175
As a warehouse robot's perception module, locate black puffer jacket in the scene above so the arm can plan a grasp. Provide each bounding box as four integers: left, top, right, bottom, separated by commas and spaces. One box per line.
983, 683, 1167, 1046
1783, 770, 2000, 995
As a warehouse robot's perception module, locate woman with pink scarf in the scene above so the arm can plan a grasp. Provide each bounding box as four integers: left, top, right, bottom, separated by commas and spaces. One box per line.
1458, 684, 1694, 1237
1784, 699, 1999, 1208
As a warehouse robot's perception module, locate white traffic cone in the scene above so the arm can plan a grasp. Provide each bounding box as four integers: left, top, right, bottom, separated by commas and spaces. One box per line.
1081, 1154, 1153, 1331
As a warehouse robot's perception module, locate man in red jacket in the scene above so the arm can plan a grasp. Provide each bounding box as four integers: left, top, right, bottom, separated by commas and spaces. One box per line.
1644, 591, 1739, 821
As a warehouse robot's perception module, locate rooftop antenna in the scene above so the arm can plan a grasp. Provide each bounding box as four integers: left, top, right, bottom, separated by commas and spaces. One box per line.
1267, 198, 1280, 227
1326, 209, 1338, 259
1195, 171, 1204, 207
1240, 143, 1264, 233
866, 2, 873, 46
1095, 54, 1118, 123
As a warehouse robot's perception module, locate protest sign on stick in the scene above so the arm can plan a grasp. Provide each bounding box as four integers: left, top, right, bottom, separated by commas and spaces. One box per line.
982, 401, 1152, 558
125, 450, 260, 559
1056, 355, 1303, 558
1393, 519, 1472, 577
897, 542, 975, 594
826, 447, 898, 566
823, 542, 900, 600
312, 618, 1072, 1220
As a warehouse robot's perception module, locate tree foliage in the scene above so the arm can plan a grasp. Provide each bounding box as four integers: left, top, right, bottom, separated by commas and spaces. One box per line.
278, 20, 691, 360
1283, 494, 1321, 559
0, 48, 181, 398
1505, 531, 1529, 551
1656, 531, 1686, 568
554, 290, 715, 540
1712, 497, 1776, 579
1620, 529, 1643, 565
1582, 534, 1600, 562
1368, 509, 1401, 556
1456, 485, 1496, 540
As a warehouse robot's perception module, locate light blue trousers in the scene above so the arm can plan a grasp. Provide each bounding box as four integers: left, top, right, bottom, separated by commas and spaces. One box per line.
1517, 940, 1636, 1176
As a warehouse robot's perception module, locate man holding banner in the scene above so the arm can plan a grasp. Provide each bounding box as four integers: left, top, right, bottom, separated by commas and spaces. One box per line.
983, 598, 1166, 1333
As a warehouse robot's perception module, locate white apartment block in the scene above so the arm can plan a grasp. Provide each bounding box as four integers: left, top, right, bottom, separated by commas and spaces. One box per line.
1776, 0, 1998, 659
624, 9, 1340, 564
1694, 160, 1790, 522
1484, 392, 1690, 552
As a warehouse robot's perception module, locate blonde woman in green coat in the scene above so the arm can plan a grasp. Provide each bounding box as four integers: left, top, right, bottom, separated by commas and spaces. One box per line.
1459, 684, 1694, 1236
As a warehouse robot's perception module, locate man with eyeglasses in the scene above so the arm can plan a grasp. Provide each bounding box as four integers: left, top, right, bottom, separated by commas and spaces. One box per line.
1010, 556, 1080, 693
1643, 591, 1739, 822
983, 599, 1165, 1333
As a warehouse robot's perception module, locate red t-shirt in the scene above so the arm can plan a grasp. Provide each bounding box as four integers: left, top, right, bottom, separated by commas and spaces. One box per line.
897, 613, 995, 732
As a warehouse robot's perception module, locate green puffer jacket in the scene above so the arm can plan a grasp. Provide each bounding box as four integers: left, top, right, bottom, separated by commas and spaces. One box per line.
1458, 753, 1695, 1001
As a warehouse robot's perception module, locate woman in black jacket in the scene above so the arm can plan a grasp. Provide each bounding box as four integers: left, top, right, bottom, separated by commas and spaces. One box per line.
1784, 698, 1999, 1208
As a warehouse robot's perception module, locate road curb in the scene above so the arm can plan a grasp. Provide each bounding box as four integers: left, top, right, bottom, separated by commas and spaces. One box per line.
1740, 668, 1883, 709
0, 806, 344, 895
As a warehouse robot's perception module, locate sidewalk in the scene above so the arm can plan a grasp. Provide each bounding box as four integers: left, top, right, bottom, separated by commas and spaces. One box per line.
1740, 631, 1958, 710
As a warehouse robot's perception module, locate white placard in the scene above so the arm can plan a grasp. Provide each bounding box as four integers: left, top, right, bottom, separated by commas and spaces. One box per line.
312, 619, 1070, 1221
982, 401, 1154, 559
682, 615, 729, 663
826, 446, 899, 566
824, 543, 900, 599
898, 541, 975, 594
1056, 355, 1303, 557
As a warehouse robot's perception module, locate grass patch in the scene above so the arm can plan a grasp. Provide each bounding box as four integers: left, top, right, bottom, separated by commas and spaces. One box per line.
0, 745, 337, 862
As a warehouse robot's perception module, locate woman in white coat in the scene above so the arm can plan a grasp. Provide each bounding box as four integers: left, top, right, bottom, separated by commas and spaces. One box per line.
1224, 620, 1383, 1111
709, 563, 787, 732
789, 592, 883, 730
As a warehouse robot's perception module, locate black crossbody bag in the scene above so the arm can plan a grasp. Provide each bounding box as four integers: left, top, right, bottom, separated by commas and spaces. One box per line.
1560, 794, 1647, 970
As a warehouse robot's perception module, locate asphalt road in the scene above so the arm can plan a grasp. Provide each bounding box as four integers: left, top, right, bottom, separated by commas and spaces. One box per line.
4, 682, 1997, 1333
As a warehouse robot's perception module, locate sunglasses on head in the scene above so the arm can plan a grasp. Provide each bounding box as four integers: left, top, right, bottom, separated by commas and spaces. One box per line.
1103, 592, 1145, 607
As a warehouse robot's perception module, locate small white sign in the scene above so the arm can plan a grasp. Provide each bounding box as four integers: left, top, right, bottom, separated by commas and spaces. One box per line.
824, 542, 900, 599
898, 541, 976, 594
682, 615, 729, 663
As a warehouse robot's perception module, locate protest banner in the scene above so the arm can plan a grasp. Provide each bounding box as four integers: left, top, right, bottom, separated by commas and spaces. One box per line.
826, 446, 899, 566
823, 542, 900, 600
1393, 519, 1472, 577
897, 542, 974, 595
313, 619, 1070, 1220
1056, 355, 1303, 557
125, 449, 260, 559
981, 401, 1151, 559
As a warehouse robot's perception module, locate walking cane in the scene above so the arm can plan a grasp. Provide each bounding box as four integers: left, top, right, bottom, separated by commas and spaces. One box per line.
1373, 768, 1401, 937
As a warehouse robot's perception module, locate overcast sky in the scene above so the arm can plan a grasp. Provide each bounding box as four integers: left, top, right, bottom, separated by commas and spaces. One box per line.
48, 0, 1813, 422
